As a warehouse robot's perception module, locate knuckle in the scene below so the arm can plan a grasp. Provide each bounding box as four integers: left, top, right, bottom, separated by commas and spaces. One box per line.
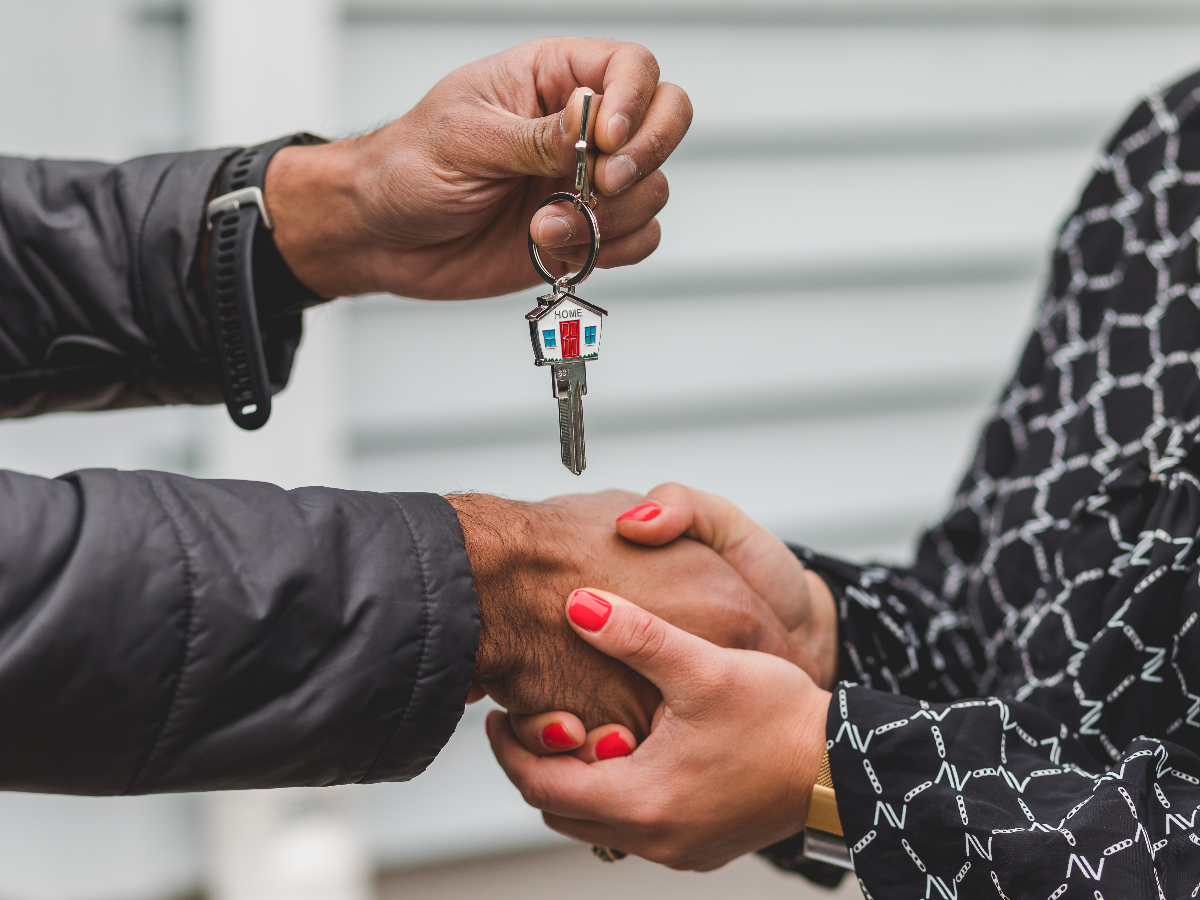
643, 171, 670, 213
527, 122, 560, 173
663, 82, 694, 127
662, 848, 692, 870
628, 798, 667, 832
691, 658, 735, 700
623, 612, 667, 662
643, 838, 687, 869
640, 126, 670, 166
720, 599, 762, 650
519, 777, 551, 811
655, 481, 687, 503
628, 43, 660, 85
622, 223, 661, 265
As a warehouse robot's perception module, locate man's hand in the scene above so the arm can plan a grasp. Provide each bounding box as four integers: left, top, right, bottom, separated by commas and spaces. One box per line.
489, 589, 831, 870
446, 492, 812, 740
263, 39, 691, 300
615, 483, 839, 690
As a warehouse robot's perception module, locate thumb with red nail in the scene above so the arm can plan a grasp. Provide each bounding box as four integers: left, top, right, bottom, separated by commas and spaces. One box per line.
489, 589, 830, 871
616, 484, 838, 690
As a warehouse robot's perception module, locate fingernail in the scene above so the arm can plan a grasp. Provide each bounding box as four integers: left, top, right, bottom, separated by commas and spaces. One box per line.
559, 87, 581, 136
542, 722, 576, 750
607, 113, 631, 149
568, 590, 612, 631
595, 732, 632, 760
485, 714, 492, 739
604, 154, 638, 193
617, 501, 661, 523
538, 215, 573, 246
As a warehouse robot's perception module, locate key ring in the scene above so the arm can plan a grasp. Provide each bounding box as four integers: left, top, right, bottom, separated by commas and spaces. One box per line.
527, 192, 600, 289
528, 92, 601, 290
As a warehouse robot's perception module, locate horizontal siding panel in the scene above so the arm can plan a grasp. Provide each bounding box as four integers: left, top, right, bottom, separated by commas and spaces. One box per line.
344, 278, 1035, 429
340, 21, 1200, 145
345, 0, 1200, 24
0, 407, 194, 479
362, 703, 563, 868
347, 402, 987, 560
649, 150, 1086, 274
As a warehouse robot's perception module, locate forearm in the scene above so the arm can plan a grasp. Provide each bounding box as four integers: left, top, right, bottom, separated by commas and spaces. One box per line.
0, 151, 233, 413
445, 492, 564, 687
0, 470, 478, 794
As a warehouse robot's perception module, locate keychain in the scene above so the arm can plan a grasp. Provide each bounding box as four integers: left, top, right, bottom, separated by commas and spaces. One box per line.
526, 93, 607, 475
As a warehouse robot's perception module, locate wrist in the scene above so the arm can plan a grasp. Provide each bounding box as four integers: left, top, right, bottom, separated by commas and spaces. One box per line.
802, 568, 839, 691
264, 139, 382, 298
446, 494, 574, 687
786, 685, 832, 833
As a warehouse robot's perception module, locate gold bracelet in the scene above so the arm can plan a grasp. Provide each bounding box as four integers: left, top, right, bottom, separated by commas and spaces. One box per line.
591, 845, 627, 863
805, 750, 842, 836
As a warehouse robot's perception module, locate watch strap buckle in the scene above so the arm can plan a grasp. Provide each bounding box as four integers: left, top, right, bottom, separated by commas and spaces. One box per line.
207, 186, 272, 231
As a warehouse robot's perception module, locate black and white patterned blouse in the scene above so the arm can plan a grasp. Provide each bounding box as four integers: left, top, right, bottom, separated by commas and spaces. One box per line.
767, 70, 1200, 898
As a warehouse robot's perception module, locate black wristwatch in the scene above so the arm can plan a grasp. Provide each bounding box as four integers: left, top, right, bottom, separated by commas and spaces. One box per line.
204, 133, 326, 430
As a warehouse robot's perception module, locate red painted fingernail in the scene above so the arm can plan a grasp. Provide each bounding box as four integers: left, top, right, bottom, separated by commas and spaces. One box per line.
595, 732, 632, 760
617, 501, 661, 523
568, 590, 612, 631
542, 722, 576, 750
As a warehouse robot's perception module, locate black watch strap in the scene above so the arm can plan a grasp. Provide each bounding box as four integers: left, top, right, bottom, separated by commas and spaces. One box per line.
205, 133, 325, 430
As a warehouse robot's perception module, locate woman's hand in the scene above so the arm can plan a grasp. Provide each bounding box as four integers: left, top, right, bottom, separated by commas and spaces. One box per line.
616, 483, 839, 690
265, 38, 691, 300
489, 588, 831, 871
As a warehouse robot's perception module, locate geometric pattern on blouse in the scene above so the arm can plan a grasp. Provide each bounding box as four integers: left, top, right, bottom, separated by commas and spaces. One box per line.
762, 70, 1200, 897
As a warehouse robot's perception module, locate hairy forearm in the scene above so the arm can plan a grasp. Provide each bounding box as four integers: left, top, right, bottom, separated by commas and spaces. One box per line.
446, 493, 566, 688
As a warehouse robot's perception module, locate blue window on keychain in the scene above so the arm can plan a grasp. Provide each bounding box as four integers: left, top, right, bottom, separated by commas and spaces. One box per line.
542, 329, 556, 348
584, 326, 596, 345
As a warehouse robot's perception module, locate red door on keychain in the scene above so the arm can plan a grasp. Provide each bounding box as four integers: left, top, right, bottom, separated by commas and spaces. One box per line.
560, 320, 580, 358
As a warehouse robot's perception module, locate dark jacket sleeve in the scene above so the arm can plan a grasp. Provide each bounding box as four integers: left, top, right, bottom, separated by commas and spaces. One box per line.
0, 151, 302, 416
0, 469, 479, 795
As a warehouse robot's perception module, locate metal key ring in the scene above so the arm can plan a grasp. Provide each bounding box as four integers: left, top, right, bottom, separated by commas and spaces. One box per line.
527, 191, 601, 289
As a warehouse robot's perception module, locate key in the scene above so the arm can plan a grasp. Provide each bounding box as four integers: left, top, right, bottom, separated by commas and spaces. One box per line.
526, 286, 608, 475
553, 360, 587, 474
524, 92, 609, 474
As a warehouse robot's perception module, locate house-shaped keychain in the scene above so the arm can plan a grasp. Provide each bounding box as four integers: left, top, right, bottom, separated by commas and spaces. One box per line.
526, 291, 608, 366
525, 290, 608, 474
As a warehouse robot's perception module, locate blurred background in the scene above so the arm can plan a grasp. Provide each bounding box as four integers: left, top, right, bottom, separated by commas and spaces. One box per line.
2, 0, 1200, 898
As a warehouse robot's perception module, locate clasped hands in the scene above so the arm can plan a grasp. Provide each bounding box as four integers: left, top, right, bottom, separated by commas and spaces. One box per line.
449, 486, 837, 871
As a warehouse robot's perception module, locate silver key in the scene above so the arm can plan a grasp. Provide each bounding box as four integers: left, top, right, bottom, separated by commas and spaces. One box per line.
553, 360, 586, 474
524, 93, 609, 474
526, 288, 608, 474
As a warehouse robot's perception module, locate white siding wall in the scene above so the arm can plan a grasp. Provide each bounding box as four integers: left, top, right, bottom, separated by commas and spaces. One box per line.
1, 1, 1199, 897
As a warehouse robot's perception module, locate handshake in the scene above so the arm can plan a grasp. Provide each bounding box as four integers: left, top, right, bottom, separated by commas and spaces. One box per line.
448, 484, 838, 870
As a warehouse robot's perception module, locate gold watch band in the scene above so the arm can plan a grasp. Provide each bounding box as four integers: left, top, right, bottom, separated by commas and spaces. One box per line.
804, 750, 842, 836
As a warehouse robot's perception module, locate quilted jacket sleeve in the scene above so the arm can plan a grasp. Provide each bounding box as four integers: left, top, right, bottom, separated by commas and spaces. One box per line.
0, 150, 304, 415
0, 471, 479, 795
